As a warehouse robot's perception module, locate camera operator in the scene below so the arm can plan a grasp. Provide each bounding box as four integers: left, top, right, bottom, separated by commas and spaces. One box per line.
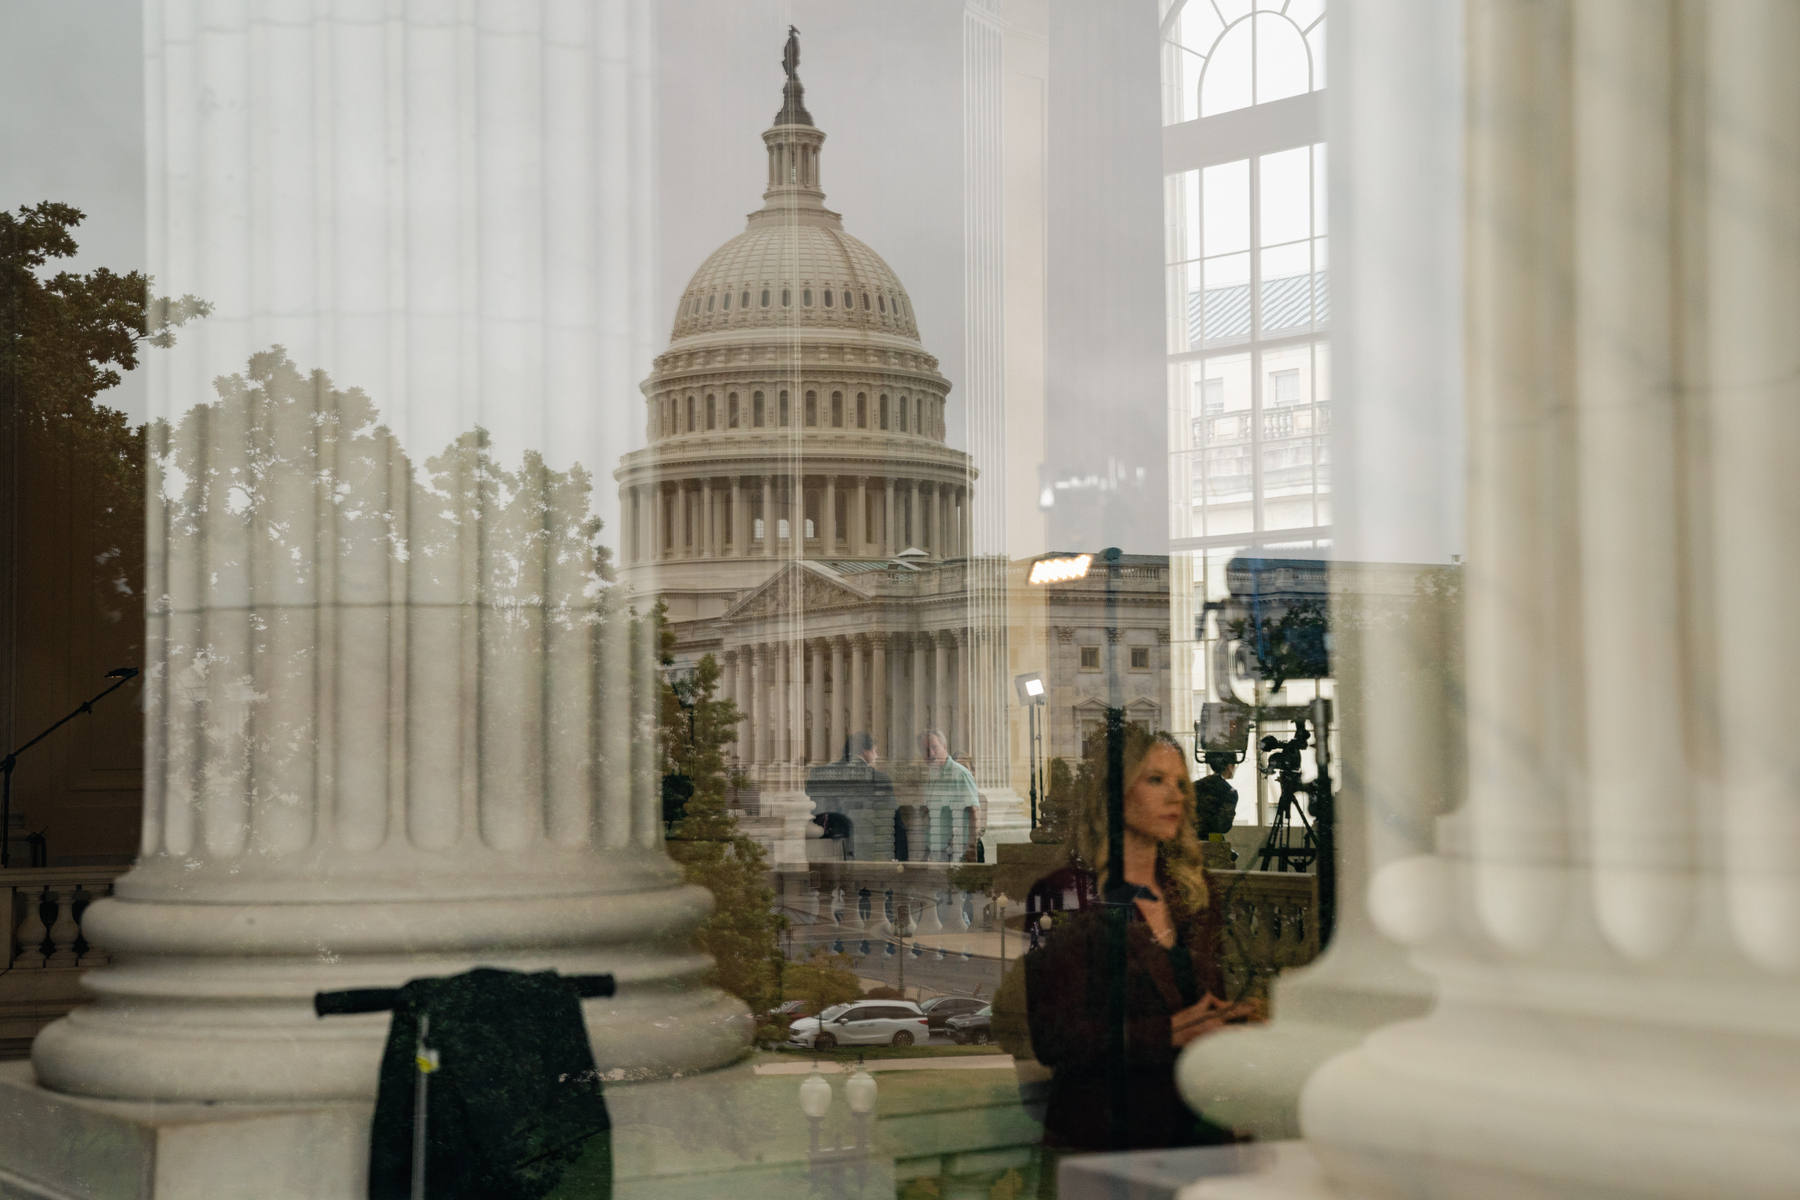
1195, 752, 1239, 838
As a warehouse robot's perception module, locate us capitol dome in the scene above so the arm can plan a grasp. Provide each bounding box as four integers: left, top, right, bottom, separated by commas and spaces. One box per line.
614, 43, 975, 624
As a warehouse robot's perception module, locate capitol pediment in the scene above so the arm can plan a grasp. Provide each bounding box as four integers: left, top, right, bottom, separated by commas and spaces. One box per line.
723, 562, 870, 623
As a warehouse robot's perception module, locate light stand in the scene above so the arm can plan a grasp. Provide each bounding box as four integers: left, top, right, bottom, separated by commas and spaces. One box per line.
800, 1061, 877, 1198
2, 667, 138, 868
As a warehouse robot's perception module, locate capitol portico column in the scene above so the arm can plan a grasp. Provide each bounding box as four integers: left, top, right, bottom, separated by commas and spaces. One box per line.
953, 629, 971, 758
824, 475, 838, 555
855, 476, 869, 556
911, 634, 929, 759
828, 636, 847, 758
809, 639, 827, 763
849, 635, 866, 743
932, 633, 950, 750
774, 640, 791, 766
701, 477, 714, 559
748, 644, 765, 766
761, 474, 774, 558
884, 477, 896, 555
871, 634, 890, 761
29, 3, 743, 1108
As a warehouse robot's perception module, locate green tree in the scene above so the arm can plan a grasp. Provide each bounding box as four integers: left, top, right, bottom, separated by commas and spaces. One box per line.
781, 946, 863, 1013
0, 202, 208, 624
653, 606, 787, 1025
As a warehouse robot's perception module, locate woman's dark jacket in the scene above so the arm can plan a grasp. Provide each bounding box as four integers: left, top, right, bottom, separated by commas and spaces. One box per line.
1023, 868, 1233, 1150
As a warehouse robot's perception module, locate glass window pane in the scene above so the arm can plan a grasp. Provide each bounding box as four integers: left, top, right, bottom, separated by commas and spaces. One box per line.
1254, 13, 1312, 105
1259, 147, 1312, 246
1200, 19, 1253, 117
1203, 159, 1250, 254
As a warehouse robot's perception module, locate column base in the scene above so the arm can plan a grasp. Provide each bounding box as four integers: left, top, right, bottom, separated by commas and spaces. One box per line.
977, 787, 1030, 860
1176, 925, 1434, 1140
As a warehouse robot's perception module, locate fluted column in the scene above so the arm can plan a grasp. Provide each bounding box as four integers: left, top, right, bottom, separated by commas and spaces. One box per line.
855, 476, 869, 556
871, 634, 890, 760
728, 476, 743, 556
748, 644, 765, 766
701, 478, 714, 559
1294, 7, 1800, 1199
33, 2, 743, 1106
828, 636, 847, 758
823, 475, 838, 556
931, 632, 950, 748
910, 634, 929, 759
760, 475, 774, 558
809, 639, 827, 763
883, 477, 896, 556
953, 628, 971, 757
773, 639, 790, 766
849, 635, 866, 743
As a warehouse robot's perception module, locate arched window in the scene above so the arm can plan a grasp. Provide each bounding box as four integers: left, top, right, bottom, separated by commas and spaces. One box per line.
782, 288, 791, 307
862, 292, 870, 310
706, 295, 714, 312
803, 288, 813, 306
780, 390, 791, 426
705, 394, 716, 429
722, 291, 730, 311
740, 290, 750, 308
753, 391, 766, 427
761, 289, 771, 307
728, 392, 740, 428
898, 396, 909, 432
856, 393, 868, 428
878, 295, 886, 313
691, 297, 699, 316
823, 290, 834, 308
805, 391, 818, 426
831, 391, 844, 427
686, 396, 696, 432
880, 394, 890, 430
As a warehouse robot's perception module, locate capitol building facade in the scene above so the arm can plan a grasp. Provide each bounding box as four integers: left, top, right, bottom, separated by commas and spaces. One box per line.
614, 61, 1028, 868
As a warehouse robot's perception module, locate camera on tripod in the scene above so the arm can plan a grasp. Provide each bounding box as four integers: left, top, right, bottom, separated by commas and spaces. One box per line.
1259, 723, 1310, 777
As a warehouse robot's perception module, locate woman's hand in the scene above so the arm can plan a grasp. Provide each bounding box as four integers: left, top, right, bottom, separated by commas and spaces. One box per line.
1170, 993, 1263, 1048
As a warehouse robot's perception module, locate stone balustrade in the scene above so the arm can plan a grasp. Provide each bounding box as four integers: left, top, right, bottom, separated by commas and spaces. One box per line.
0, 867, 127, 1056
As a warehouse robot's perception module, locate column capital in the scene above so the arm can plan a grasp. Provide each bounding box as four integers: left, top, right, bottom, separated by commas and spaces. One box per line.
951, 627, 969, 647
869, 632, 890, 649
1106, 627, 1123, 644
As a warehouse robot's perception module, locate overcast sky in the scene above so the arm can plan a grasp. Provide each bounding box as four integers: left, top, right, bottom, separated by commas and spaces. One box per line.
0, 1, 971, 450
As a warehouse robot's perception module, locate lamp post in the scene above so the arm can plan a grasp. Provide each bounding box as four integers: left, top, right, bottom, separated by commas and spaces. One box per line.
1012, 672, 1047, 830
1, 667, 138, 867
799, 1059, 877, 1198
995, 892, 1010, 971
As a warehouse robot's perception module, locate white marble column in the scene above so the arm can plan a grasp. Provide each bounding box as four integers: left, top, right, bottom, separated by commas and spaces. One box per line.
871, 634, 890, 759
748, 644, 765, 766
701, 477, 714, 559
855, 476, 869, 556
728, 475, 742, 556
761, 475, 774, 557
32, 0, 741, 1106
931, 633, 950, 745
828, 636, 846, 759
910, 634, 929, 759
953, 629, 971, 758
1222, 6, 1800, 1199
773, 640, 790, 765
809, 639, 827, 763
884, 477, 896, 555
823, 476, 838, 555
849, 635, 866, 742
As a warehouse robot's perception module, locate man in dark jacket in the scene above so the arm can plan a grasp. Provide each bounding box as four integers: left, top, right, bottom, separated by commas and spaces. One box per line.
1195, 753, 1240, 837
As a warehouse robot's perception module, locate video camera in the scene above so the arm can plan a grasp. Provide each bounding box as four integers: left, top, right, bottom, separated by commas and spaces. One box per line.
1259, 722, 1310, 777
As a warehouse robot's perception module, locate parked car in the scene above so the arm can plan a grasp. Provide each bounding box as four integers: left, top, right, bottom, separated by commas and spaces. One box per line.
787, 1001, 929, 1049
944, 1005, 993, 1045
919, 995, 986, 1031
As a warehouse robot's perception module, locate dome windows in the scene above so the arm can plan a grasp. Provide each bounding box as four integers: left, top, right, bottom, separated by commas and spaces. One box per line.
803, 289, 813, 306
856, 393, 868, 428
898, 396, 909, 432
740, 290, 750, 308
823, 290, 834, 308
862, 292, 871, 310
804, 390, 818, 426
831, 391, 844, 427
722, 292, 730, 311
878, 295, 886, 313
686, 396, 696, 432
753, 391, 766, 427
706, 295, 715, 312
705, 394, 716, 430
782, 288, 792, 307
761, 289, 771, 307
879, 394, 890, 430
728, 392, 740, 428
779, 390, 791, 426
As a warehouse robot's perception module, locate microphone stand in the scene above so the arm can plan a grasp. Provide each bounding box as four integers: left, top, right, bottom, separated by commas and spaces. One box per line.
1, 668, 139, 868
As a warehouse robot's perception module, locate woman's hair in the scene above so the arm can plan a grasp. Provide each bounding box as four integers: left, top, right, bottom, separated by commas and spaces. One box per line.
1070, 724, 1211, 911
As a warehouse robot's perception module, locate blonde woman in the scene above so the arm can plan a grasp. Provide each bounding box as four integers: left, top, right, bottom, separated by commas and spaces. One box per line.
1023, 725, 1260, 1151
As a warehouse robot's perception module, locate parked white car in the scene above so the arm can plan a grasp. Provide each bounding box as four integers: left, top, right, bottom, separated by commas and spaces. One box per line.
787, 1001, 929, 1049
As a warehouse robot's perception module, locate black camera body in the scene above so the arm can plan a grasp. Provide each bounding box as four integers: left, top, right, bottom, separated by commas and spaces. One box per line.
1259, 721, 1311, 777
